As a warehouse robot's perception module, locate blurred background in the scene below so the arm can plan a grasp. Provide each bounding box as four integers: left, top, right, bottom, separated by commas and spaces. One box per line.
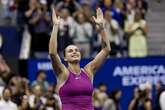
0, 0, 165, 110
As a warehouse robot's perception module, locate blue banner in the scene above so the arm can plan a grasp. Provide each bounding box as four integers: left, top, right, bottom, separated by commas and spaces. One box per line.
28, 56, 165, 110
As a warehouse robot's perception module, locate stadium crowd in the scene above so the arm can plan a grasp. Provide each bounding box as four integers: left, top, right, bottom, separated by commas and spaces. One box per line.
0, 0, 149, 58
1, 0, 165, 110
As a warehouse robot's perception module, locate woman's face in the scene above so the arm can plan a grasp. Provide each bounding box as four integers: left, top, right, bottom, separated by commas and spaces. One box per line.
115, 91, 122, 100
61, 8, 70, 19
134, 10, 142, 21
8, 76, 21, 95
104, 0, 112, 7
104, 10, 112, 21
64, 45, 81, 63
77, 13, 85, 24
29, 0, 38, 7
33, 85, 42, 96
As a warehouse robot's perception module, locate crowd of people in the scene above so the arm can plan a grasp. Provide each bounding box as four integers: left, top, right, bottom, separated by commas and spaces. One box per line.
1, 0, 165, 110
0, 0, 149, 58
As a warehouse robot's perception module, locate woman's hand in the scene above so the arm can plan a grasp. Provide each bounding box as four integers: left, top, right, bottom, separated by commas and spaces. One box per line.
93, 8, 105, 29
52, 8, 61, 25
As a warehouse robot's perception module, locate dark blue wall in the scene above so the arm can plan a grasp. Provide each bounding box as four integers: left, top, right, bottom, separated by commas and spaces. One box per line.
0, 27, 20, 57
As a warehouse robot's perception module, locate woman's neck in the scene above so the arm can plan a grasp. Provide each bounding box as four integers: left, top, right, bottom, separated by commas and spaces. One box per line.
68, 63, 81, 74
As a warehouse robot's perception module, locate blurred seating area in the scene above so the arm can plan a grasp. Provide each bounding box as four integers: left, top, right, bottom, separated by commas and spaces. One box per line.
0, 0, 149, 59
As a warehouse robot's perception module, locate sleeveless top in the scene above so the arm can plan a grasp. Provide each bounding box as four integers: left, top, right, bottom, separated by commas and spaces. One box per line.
59, 69, 94, 110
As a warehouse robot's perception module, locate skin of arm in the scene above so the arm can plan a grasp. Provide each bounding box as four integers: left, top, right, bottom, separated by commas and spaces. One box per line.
128, 88, 140, 110
128, 98, 138, 110
25, 8, 34, 18
84, 8, 111, 78
29, 9, 43, 25
144, 101, 152, 110
25, 2, 36, 18
49, 8, 68, 77
42, 6, 51, 23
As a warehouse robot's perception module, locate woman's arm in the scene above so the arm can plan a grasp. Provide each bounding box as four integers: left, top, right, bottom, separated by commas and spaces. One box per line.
25, 2, 35, 18
145, 100, 152, 110
49, 8, 67, 76
128, 99, 138, 110
84, 8, 111, 77
29, 10, 41, 24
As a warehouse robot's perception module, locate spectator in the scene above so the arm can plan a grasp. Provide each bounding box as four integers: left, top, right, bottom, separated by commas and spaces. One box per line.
125, 0, 136, 25
15, 0, 29, 28
160, 90, 165, 110
136, 0, 148, 19
57, 8, 75, 57
18, 95, 30, 110
124, 8, 148, 57
112, 0, 125, 28
28, 84, 46, 109
44, 96, 57, 110
153, 81, 165, 110
43, 85, 59, 110
0, 55, 12, 88
53, 84, 62, 110
81, 1, 94, 23
128, 84, 152, 110
8, 75, 25, 106
15, 0, 29, 48
104, 9, 121, 57
55, 0, 82, 16
0, 87, 18, 110
103, 89, 122, 110
71, 12, 93, 58
43, 84, 61, 110
0, 0, 16, 26
127, 0, 137, 10
25, 0, 51, 58
31, 70, 49, 92
99, 0, 112, 13
93, 83, 108, 110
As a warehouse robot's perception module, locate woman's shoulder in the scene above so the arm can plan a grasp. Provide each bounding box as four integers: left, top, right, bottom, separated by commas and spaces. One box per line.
82, 67, 93, 80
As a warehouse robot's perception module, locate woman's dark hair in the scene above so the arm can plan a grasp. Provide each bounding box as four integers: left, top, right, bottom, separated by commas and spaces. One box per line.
98, 83, 106, 87
36, 70, 46, 77
108, 89, 121, 101
63, 49, 66, 57
63, 44, 74, 57
108, 89, 121, 110
74, 12, 87, 23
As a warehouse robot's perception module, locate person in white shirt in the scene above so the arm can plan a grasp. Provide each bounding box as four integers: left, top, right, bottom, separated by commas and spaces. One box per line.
160, 91, 165, 110
104, 10, 121, 57
28, 84, 46, 109
0, 87, 18, 110
71, 12, 93, 58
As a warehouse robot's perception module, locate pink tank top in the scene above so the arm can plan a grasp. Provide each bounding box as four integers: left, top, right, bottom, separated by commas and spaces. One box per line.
59, 69, 94, 110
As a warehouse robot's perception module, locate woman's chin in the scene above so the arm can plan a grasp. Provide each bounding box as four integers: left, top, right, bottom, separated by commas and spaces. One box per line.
69, 59, 80, 63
